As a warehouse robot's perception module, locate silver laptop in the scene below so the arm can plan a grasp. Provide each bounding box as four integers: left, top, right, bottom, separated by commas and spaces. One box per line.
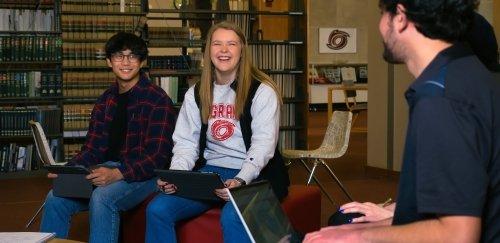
228, 180, 302, 243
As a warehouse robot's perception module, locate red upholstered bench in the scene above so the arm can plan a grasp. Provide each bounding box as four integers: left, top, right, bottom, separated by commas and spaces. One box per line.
120, 184, 321, 243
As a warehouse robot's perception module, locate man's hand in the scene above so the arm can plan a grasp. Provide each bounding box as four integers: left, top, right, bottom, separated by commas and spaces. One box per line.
340, 201, 394, 223
87, 167, 123, 186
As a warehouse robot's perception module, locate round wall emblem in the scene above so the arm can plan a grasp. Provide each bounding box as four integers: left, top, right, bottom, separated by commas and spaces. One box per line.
326, 29, 350, 50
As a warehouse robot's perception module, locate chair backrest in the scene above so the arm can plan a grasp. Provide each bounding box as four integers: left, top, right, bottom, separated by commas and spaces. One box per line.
318, 111, 352, 157
29, 120, 56, 166
342, 80, 357, 96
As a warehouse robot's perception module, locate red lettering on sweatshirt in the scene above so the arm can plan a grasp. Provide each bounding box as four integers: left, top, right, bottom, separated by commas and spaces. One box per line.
210, 104, 235, 119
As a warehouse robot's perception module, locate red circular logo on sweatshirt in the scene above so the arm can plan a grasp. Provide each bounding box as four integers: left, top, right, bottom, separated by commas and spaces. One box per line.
211, 120, 235, 141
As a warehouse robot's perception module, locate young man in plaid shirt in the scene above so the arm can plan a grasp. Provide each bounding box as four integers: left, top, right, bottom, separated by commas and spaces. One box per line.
40, 32, 176, 243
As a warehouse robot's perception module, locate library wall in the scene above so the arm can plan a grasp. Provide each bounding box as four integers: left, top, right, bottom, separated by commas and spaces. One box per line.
307, 0, 369, 105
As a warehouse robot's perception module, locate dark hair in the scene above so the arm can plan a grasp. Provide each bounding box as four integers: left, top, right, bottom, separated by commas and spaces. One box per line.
378, 0, 479, 42
105, 32, 148, 61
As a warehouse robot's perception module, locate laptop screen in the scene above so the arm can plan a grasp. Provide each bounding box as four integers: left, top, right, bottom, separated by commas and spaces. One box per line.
228, 181, 301, 243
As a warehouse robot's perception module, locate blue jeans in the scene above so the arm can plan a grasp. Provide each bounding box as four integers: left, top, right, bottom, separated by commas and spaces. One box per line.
145, 165, 251, 243
39, 162, 157, 243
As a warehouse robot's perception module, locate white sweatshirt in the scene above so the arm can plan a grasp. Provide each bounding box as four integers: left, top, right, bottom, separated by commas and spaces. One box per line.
170, 80, 280, 183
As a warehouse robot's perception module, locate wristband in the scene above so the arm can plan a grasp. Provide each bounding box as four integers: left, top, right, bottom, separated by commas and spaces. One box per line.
234, 177, 246, 186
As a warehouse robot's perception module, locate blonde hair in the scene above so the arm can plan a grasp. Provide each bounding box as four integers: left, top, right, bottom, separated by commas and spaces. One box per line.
199, 21, 282, 124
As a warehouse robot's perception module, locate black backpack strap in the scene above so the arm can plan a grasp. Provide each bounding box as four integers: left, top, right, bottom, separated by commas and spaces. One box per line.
195, 80, 290, 200
239, 81, 290, 201
194, 83, 207, 170
239, 81, 261, 150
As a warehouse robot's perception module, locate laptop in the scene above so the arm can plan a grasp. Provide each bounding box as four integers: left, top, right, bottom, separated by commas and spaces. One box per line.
154, 169, 225, 201
29, 120, 93, 198
228, 180, 302, 243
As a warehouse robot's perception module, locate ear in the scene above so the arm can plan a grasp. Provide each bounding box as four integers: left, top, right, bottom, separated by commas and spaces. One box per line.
106, 58, 112, 68
394, 4, 409, 32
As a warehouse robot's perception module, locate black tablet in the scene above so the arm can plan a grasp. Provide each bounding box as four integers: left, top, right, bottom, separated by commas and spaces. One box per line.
45, 165, 90, 174
154, 169, 225, 201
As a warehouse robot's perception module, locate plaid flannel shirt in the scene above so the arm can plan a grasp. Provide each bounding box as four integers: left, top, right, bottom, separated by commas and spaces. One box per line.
68, 74, 176, 182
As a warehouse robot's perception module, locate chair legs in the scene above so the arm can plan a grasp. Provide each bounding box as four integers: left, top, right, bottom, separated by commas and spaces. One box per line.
293, 158, 354, 204
298, 159, 335, 204
318, 159, 354, 201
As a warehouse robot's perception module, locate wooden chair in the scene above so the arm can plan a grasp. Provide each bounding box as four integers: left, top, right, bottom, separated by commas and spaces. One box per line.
342, 80, 367, 131
282, 111, 354, 204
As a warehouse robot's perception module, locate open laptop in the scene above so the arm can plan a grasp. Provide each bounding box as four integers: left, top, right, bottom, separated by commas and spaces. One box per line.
154, 169, 225, 201
228, 180, 302, 243
29, 120, 93, 198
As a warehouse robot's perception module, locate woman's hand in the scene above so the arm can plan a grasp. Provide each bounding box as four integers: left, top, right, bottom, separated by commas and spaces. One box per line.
157, 178, 177, 194
215, 179, 242, 201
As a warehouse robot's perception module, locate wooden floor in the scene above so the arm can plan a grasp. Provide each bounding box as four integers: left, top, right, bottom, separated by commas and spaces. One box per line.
0, 111, 399, 241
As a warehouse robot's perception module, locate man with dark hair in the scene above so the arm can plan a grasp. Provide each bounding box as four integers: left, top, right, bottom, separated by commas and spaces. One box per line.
304, 0, 500, 242
39, 32, 176, 243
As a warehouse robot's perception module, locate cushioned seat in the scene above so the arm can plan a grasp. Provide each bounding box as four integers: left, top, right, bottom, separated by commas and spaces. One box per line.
120, 184, 321, 243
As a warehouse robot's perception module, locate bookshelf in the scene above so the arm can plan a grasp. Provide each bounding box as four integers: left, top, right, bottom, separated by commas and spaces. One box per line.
0, 0, 63, 174
147, 0, 308, 150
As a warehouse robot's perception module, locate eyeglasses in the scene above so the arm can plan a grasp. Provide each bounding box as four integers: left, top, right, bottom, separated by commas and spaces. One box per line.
111, 53, 141, 63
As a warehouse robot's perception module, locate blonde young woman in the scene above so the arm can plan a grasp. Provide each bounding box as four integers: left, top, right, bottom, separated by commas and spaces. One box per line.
145, 21, 290, 243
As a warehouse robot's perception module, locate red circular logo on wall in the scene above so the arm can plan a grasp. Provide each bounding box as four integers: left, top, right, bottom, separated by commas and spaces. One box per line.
326, 29, 350, 50
211, 120, 235, 141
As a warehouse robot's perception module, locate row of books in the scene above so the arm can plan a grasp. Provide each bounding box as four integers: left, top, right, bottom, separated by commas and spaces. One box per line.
63, 142, 83, 161
269, 74, 296, 99
149, 55, 192, 71
216, 0, 250, 37
0, 0, 54, 4
251, 44, 297, 71
62, 0, 144, 13
0, 8, 56, 32
63, 71, 113, 97
147, 27, 201, 41
0, 137, 63, 172
280, 103, 296, 127
0, 143, 38, 172
62, 42, 107, 67
0, 35, 62, 62
0, 70, 62, 98
63, 103, 93, 131
278, 130, 296, 151
61, 15, 146, 40
154, 76, 180, 104
0, 106, 62, 137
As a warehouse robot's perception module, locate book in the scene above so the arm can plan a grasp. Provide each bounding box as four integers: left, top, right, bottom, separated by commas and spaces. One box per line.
0, 232, 55, 243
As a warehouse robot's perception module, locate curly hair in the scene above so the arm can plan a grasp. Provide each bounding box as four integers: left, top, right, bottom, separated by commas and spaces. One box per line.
378, 0, 479, 42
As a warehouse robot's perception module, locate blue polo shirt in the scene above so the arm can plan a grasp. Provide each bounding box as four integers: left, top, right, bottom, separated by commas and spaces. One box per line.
393, 43, 500, 242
